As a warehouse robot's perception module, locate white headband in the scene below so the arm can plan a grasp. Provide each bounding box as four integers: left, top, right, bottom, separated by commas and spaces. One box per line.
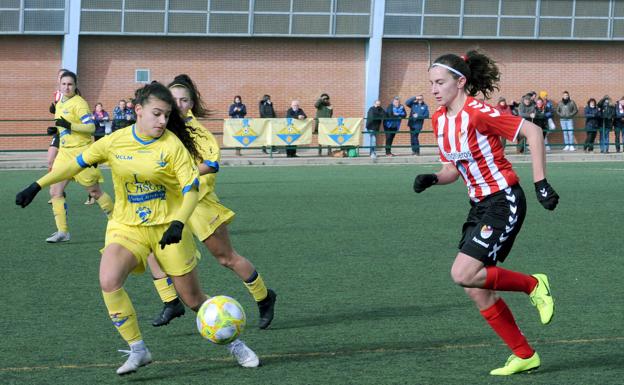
431, 63, 465, 78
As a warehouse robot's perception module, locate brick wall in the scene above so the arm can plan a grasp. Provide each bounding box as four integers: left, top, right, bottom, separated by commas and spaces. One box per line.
2, 36, 624, 151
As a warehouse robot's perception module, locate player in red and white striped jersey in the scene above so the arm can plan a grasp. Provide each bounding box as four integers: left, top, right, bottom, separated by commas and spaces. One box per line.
413, 50, 559, 376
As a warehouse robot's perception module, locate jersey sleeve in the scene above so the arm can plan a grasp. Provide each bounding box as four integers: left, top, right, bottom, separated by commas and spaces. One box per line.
170, 143, 200, 194
79, 134, 110, 166
73, 97, 95, 126
474, 107, 524, 142
431, 111, 451, 164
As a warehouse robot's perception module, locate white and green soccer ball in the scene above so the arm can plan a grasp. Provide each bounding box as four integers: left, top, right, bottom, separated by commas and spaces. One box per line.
196, 295, 246, 345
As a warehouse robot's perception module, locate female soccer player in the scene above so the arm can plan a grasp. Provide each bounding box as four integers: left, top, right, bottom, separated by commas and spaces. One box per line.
16, 82, 259, 375
413, 51, 559, 375
147, 74, 276, 329
45, 70, 113, 242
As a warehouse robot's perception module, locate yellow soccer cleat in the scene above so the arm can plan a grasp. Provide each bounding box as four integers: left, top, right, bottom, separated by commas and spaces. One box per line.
490, 352, 540, 375
529, 274, 554, 325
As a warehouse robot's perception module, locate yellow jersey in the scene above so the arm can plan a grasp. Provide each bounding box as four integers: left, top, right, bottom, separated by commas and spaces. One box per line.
185, 114, 220, 199
78, 125, 200, 226
54, 94, 94, 148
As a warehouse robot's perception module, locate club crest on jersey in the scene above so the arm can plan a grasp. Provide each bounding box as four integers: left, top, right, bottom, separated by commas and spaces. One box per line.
157, 152, 167, 167
136, 206, 152, 223
480, 225, 494, 239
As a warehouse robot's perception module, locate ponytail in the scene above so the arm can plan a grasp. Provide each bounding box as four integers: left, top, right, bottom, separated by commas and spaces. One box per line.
431, 50, 500, 99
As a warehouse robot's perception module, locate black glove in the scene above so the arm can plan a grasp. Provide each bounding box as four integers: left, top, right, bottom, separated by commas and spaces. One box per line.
413, 174, 438, 193
47, 126, 57, 135
159, 220, 184, 249
55, 117, 72, 131
49, 102, 56, 114
16, 182, 42, 208
534, 179, 559, 210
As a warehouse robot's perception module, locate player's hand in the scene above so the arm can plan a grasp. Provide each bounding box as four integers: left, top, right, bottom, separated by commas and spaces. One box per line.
413, 174, 438, 193
16, 182, 42, 208
534, 179, 559, 210
55, 117, 72, 131
47, 126, 57, 135
49, 102, 56, 114
159, 220, 184, 249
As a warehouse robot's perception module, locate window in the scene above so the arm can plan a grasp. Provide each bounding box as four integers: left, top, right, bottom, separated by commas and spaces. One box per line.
135, 69, 150, 83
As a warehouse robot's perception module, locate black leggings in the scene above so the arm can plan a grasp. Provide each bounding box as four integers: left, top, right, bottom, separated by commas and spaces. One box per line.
384, 128, 398, 154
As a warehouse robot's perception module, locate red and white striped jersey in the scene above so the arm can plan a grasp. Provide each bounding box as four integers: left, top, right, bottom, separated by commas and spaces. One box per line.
432, 96, 524, 202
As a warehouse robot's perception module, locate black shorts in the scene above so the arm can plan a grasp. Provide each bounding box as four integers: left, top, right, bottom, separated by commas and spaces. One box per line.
458, 184, 526, 265
49, 134, 60, 148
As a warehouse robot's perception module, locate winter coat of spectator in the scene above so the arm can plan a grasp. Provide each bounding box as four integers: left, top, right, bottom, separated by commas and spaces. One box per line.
495, 97, 514, 115
92, 103, 109, 140
112, 100, 132, 132
583, 99, 600, 152
518, 95, 536, 120
405, 95, 430, 155
228, 96, 247, 118
614, 98, 624, 152
533, 98, 549, 138
383, 97, 406, 156
365, 100, 386, 158
315, 93, 333, 155
598, 96, 615, 153
557, 91, 579, 151
259, 94, 276, 118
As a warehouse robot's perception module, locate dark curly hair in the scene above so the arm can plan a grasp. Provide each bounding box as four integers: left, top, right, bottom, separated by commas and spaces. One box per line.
133, 82, 201, 162
432, 49, 501, 99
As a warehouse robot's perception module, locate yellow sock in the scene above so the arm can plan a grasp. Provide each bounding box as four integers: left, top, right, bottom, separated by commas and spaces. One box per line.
51, 197, 68, 232
244, 271, 268, 302
96, 192, 114, 219
153, 277, 178, 303
102, 288, 142, 344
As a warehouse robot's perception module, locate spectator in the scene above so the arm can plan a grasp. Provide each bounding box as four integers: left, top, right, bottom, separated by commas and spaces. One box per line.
112, 99, 128, 132
92, 102, 110, 142
583, 98, 600, 152
365, 99, 385, 159
556, 91, 579, 151
285, 100, 307, 158
533, 98, 549, 139
495, 97, 514, 151
314, 93, 333, 155
383, 97, 406, 157
598, 95, 615, 153
405, 94, 430, 155
259, 94, 278, 154
125, 101, 137, 125
539, 91, 555, 151
517, 95, 536, 153
229, 95, 247, 156
614, 98, 624, 153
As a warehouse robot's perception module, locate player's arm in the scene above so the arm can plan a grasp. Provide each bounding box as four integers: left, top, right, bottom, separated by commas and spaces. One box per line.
15, 157, 84, 207
198, 160, 218, 175
518, 120, 559, 210
413, 163, 459, 193
55, 116, 95, 134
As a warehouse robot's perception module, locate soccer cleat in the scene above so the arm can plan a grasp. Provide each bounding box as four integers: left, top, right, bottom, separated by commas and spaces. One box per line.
46, 231, 70, 243
257, 289, 277, 329
529, 274, 554, 325
490, 352, 540, 375
227, 339, 260, 368
84, 196, 96, 205
116, 343, 152, 375
152, 298, 185, 327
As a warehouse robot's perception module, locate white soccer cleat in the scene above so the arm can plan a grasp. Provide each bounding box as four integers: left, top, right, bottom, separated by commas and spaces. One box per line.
227, 339, 260, 368
116, 342, 152, 375
46, 231, 71, 243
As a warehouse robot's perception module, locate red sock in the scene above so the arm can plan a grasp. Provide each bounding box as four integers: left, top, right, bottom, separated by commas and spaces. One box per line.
481, 298, 534, 359
484, 266, 538, 294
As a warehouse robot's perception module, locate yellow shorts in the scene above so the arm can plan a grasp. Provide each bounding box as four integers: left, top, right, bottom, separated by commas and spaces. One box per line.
187, 195, 235, 242
54, 146, 104, 187
104, 220, 199, 276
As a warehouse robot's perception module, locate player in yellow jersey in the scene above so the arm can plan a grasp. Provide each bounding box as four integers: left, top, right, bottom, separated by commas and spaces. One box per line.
16, 82, 260, 375
44, 70, 114, 242
146, 74, 277, 329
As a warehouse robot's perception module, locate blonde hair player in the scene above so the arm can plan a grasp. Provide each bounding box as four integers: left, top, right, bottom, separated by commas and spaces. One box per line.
413, 50, 559, 375
16, 82, 260, 375
145, 74, 277, 329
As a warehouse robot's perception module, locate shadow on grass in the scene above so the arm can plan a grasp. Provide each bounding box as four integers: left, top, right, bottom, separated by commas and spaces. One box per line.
272, 302, 468, 331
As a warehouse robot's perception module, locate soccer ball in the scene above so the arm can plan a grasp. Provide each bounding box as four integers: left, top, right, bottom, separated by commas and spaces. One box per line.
196, 296, 246, 345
